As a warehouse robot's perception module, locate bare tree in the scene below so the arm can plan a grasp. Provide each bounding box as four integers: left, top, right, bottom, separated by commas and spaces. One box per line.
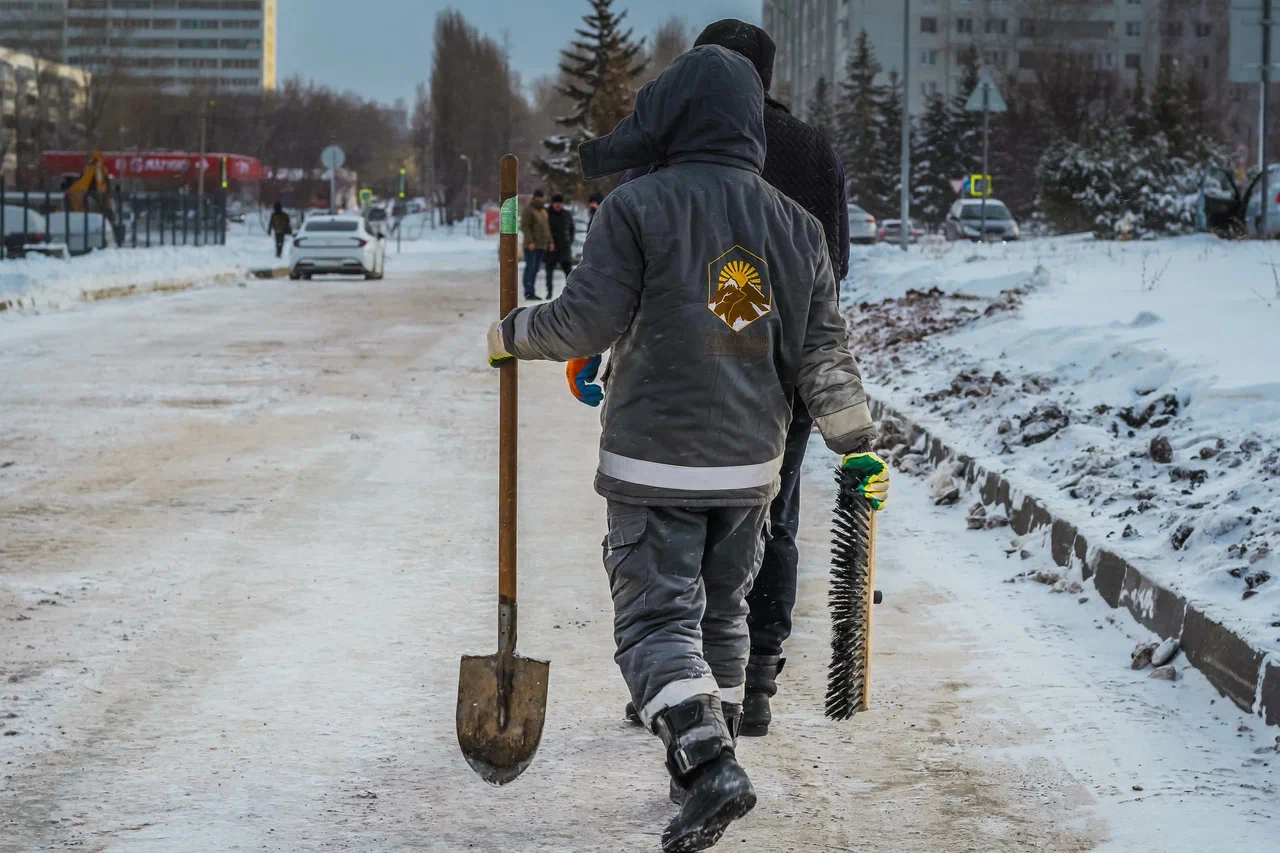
636, 16, 691, 86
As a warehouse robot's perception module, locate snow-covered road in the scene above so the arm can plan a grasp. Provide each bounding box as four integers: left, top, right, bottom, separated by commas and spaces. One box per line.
1, 265, 1275, 852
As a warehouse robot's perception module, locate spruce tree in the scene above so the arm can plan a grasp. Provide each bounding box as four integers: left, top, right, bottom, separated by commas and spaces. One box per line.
1128, 68, 1153, 140
912, 91, 956, 226
807, 76, 836, 144
836, 30, 884, 212
1151, 59, 1186, 152
869, 71, 906, 219
947, 46, 982, 180
533, 0, 646, 198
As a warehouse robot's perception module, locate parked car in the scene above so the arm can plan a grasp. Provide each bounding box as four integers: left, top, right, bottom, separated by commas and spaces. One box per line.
0, 205, 50, 258
944, 199, 1020, 242
878, 218, 922, 244
1242, 164, 1280, 239
364, 206, 390, 236
289, 214, 386, 280
47, 211, 117, 254
848, 203, 878, 244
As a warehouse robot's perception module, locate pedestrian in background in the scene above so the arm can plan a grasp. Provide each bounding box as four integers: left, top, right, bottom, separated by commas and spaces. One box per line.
267, 202, 292, 259
521, 189, 552, 300
544, 193, 576, 299
587, 192, 603, 229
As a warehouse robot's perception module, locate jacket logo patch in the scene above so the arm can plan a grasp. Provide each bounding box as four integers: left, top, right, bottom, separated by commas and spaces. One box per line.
708, 246, 771, 331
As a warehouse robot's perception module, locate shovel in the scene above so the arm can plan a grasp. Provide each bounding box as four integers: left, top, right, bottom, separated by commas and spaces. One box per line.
456, 154, 550, 786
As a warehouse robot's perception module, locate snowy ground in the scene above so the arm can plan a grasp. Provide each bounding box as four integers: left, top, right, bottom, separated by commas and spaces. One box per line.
845, 235, 1280, 654
2, 249, 1276, 851
0, 216, 491, 313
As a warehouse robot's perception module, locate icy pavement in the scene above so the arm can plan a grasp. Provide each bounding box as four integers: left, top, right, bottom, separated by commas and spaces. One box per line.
1, 214, 495, 313
0, 262, 1275, 851
845, 235, 1280, 654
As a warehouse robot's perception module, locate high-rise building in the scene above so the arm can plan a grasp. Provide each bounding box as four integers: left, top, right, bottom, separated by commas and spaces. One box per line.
764, 1, 1229, 122
0, 45, 91, 183
0, 0, 277, 92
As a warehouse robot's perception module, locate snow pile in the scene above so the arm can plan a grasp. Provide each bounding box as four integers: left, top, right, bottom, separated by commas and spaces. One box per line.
386, 214, 499, 275
845, 234, 1280, 650
0, 234, 278, 312
1, 218, 499, 315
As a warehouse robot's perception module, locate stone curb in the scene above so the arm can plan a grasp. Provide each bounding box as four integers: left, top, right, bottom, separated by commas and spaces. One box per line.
250, 266, 290, 279
869, 398, 1279, 727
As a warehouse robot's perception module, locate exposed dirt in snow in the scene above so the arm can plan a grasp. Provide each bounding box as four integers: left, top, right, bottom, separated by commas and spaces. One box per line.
843, 237, 1280, 649
0, 265, 1275, 851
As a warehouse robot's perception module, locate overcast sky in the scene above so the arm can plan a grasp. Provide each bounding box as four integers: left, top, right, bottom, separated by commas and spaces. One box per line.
277, 0, 760, 107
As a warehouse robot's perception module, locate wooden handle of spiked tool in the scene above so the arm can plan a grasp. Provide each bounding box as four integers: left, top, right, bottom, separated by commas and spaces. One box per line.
498, 155, 519, 655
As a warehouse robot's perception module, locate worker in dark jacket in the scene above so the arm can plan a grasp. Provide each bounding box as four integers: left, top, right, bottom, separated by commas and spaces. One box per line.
267, 202, 292, 258
544, 193, 575, 299
487, 45, 887, 852
584, 19, 854, 738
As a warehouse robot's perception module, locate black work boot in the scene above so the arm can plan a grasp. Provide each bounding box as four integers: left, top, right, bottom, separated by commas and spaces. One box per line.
740, 655, 784, 737
670, 702, 741, 805
654, 695, 755, 852
625, 700, 643, 726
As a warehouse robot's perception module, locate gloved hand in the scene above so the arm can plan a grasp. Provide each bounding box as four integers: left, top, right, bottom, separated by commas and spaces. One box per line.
841, 451, 890, 510
566, 355, 603, 407
487, 321, 513, 368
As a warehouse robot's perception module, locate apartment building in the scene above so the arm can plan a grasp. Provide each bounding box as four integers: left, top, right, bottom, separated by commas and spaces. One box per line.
0, 45, 90, 182
763, 1, 1230, 121
0, 0, 278, 91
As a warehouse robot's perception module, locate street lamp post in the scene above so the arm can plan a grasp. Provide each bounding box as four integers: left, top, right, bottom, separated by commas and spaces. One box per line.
900, 0, 911, 252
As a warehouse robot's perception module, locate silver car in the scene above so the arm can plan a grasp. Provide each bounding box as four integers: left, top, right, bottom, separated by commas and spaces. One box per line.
848, 203, 878, 244
944, 198, 1021, 242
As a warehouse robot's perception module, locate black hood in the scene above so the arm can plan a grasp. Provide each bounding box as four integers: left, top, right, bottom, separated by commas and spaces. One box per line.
578, 45, 766, 181
694, 18, 775, 93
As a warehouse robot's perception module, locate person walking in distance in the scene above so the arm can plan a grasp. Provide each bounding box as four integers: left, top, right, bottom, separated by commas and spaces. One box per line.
267, 202, 292, 259
487, 46, 886, 851
587, 192, 604, 229
544, 194, 576, 300
520, 189, 552, 300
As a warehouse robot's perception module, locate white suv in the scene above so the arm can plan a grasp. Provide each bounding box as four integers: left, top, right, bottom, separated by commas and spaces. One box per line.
289, 214, 386, 280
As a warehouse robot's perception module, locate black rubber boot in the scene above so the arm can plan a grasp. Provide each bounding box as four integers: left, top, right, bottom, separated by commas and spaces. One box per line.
655, 696, 755, 852
670, 702, 741, 805
740, 655, 783, 737
625, 700, 642, 726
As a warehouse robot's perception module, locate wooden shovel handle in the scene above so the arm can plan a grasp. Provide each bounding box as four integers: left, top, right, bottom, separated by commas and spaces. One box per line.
498, 155, 519, 651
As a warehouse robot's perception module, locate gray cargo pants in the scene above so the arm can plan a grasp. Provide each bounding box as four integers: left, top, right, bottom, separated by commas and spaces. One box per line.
603, 500, 769, 729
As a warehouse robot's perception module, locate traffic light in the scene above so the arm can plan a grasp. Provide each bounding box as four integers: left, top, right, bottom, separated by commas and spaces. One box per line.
398, 168, 406, 199
219, 156, 228, 190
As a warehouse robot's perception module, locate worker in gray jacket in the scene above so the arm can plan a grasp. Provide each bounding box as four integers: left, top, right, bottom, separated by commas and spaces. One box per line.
487, 45, 888, 853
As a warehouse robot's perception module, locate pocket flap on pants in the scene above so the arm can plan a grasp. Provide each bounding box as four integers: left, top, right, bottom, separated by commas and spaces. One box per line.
605, 512, 647, 552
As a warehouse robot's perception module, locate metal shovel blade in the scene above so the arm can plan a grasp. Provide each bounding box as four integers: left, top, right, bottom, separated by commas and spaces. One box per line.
456, 650, 550, 786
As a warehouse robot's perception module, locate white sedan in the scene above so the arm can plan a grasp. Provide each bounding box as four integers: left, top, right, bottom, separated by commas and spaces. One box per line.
848, 203, 878, 244
289, 214, 386, 280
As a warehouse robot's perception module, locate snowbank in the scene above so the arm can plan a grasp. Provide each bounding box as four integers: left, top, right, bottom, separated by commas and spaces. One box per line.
1, 217, 498, 315
0, 235, 278, 313
846, 235, 1280, 652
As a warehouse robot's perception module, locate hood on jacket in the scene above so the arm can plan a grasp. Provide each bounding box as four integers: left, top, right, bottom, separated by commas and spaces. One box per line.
694, 19, 775, 93
578, 44, 765, 181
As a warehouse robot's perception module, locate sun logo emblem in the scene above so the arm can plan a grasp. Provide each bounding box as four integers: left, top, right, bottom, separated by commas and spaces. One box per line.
708, 247, 771, 331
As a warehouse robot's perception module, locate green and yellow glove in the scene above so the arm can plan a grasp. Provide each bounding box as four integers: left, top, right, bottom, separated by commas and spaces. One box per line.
841, 451, 890, 510
487, 321, 514, 368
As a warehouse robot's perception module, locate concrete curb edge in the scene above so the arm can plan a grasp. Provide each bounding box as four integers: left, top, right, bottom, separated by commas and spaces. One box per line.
869, 398, 1279, 727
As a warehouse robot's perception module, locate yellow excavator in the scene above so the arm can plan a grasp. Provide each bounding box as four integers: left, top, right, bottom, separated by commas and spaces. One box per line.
63, 150, 124, 242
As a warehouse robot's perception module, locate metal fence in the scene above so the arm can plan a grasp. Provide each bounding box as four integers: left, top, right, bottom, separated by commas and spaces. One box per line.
0, 179, 228, 261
